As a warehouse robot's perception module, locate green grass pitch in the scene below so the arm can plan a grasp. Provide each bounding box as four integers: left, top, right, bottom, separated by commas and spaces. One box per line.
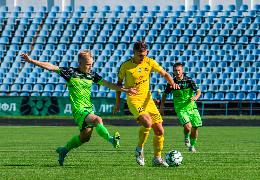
0, 126, 259, 179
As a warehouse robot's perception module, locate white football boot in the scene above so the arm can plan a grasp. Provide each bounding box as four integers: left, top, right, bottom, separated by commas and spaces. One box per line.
189, 146, 196, 152
184, 137, 191, 148
152, 156, 169, 167
135, 147, 145, 166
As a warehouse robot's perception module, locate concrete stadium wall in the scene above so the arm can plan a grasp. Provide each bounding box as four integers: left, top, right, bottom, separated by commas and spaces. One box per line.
1, 0, 259, 12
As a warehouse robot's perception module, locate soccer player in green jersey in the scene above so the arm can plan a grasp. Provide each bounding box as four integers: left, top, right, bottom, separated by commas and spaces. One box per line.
159, 63, 202, 152
20, 50, 137, 165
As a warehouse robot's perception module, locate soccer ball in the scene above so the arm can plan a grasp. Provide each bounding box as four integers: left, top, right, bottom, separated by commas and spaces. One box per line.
166, 150, 183, 166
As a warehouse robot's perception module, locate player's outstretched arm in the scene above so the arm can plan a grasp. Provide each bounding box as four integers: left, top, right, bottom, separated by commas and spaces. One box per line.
190, 90, 201, 101
113, 78, 123, 115
159, 69, 180, 89
159, 94, 167, 115
99, 79, 138, 95
20, 53, 58, 73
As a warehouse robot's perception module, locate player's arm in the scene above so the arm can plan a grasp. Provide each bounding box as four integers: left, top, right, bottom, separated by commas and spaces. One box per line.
99, 79, 137, 95
20, 53, 58, 73
159, 69, 180, 89
159, 93, 167, 115
112, 77, 123, 115
190, 78, 201, 101
190, 89, 201, 101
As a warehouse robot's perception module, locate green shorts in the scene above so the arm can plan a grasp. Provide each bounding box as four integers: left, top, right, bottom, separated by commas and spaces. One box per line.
177, 109, 202, 127
73, 107, 94, 130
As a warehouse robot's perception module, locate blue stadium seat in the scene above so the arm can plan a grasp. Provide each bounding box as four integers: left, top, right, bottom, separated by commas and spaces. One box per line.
195, 29, 206, 37
214, 36, 224, 44
75, 6, 85, 13
9, 92, 18, 96
0, 5, 8, 12
176, 23, 186, 30
178, 36, 189, 44
41, 92, 51, 96
43, 84, 54, 93
239, 4, 248, 12
245, 92, 256, 101
19, 92, 29, 96
219, 85, 229, 93
235, 92, 246, 100
224, 79, 235, 86
214, 92, 224, 100
32, 84, 43, 93
229, 85, 240, 92
208, 85, 219, 92
203, 92, 213, 100
225, 93, 235, 100
21, 84, 32, 92
240, 85, 251, 93
202, 36, 213, 44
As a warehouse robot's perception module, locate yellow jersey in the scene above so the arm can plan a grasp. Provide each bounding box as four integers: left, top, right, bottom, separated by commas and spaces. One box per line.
118, 57, 163, 101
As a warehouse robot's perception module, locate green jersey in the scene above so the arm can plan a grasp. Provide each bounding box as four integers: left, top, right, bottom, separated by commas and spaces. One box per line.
58, 67, 103, 112
164, 76, 199, 112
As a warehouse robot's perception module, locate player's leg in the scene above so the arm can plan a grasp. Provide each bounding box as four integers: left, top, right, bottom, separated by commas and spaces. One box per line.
190, 127, 198, 151
189, 109, 202, 152
177, 111, 191, 148
56, 109, 92, 166
183, 122, 192, 147
85, 113, 120, 148
135, 114, 152, 166
127, 101, 152, 166
151, 122, 168, 167
57, 127, 93, 166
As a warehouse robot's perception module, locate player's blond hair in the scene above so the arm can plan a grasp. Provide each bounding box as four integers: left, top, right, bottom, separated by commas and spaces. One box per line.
78, 50, 93, 62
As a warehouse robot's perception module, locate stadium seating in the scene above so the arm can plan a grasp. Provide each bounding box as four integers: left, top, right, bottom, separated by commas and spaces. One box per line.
0, 4, 259, 100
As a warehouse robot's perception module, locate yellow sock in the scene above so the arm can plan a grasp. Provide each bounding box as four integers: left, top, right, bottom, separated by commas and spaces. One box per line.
138, 126, 151, 148
153, 135, 164, 157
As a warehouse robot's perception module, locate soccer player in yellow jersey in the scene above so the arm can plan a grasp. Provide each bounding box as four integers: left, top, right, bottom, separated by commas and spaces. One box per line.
113, 41, 180, 166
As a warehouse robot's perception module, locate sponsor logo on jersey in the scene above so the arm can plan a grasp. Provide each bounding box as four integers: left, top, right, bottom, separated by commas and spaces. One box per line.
75, 73, 84, 76
138, 68, 141, 73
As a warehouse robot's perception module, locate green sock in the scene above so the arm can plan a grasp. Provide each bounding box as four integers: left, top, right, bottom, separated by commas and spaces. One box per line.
96, 124, 111, 142
65, 135, 84, 152
190, 138, 197, 147
184, 132, 191, 138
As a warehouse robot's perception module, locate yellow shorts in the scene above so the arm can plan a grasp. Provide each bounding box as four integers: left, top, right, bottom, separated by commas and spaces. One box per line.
127, 94, 163, 124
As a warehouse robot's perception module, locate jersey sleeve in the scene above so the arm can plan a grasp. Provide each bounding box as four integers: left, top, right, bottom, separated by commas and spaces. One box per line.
57, 67, 73, 82
92, 71, 103, 84
190, 79, 199, 91
150, 59, 163, 73
163, 83, 172, 95
117, 63, 125, 80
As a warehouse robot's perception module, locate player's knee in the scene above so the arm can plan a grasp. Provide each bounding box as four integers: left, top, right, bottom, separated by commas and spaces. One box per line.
138, 115, 152, 128
94, 117, 103, 126
184, 123, 192, 132
143, 120, 152, 128
155, 129, 164, 136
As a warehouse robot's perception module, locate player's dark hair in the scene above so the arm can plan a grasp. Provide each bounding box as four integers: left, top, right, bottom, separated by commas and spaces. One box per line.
133, 41, 147, 52
173, 63, 183, 68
